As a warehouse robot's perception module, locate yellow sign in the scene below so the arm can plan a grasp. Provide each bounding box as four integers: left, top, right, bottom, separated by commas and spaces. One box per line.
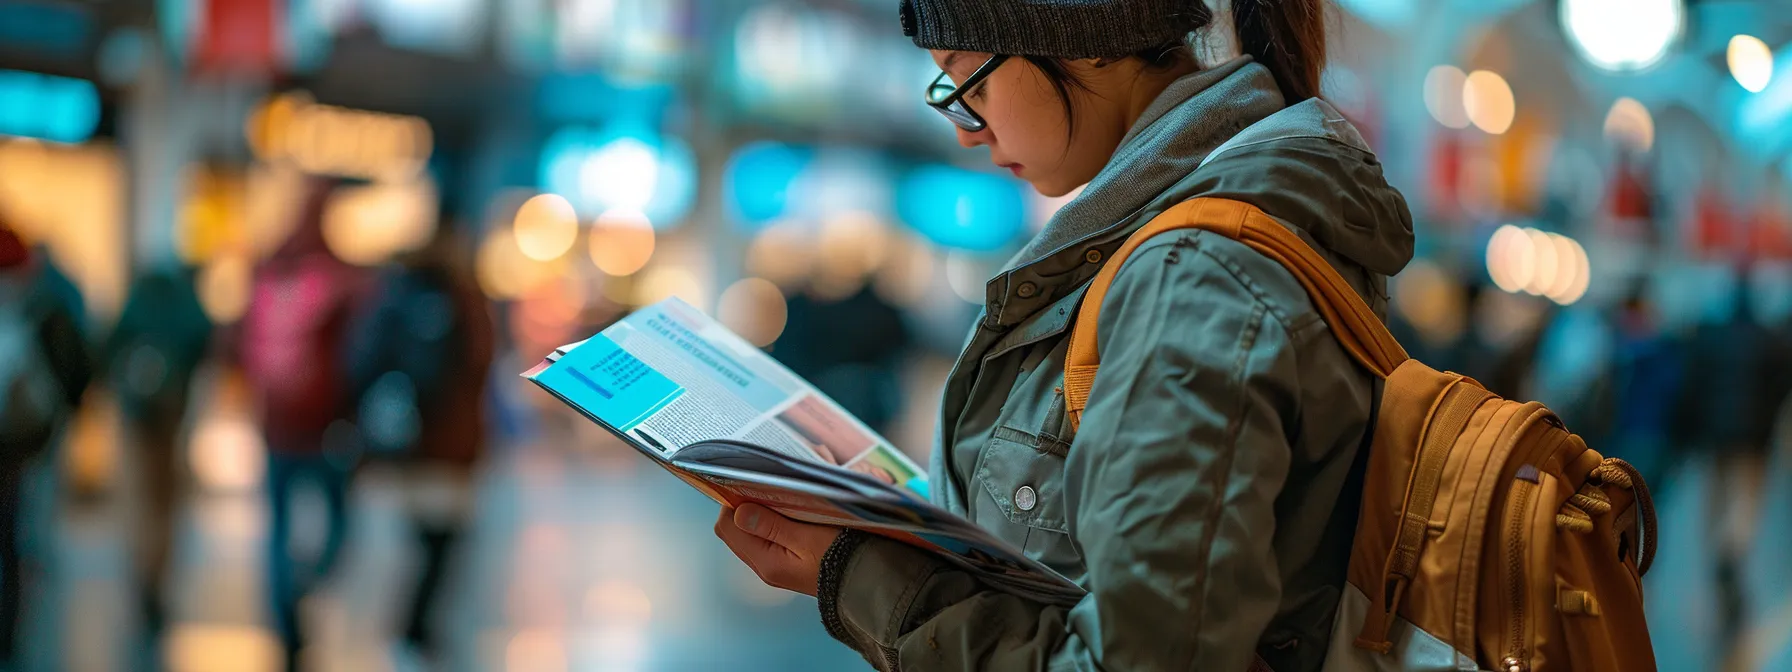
246, 91, 432, 181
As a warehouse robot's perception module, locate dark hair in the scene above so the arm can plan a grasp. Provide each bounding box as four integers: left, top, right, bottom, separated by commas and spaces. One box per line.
1027, 0, 1328, 137
1230, 0, 1328, 102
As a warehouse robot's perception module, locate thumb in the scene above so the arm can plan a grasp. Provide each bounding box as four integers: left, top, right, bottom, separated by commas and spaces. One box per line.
735, 504, 830, 553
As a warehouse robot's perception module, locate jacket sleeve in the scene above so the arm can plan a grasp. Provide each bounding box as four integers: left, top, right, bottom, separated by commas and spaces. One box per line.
823, 233, 1303, 671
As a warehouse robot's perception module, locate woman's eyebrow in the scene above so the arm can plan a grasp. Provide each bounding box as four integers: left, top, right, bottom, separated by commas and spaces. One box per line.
944, 51, 967, 72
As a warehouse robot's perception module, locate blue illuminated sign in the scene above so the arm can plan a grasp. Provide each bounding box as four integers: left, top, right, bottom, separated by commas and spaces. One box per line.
0, 70, 100, 143
724, 141, 813, 227
897, 165, 1026, 252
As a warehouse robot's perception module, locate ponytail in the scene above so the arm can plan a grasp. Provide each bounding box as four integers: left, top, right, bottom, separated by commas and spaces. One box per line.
1230, 0, 1327, 102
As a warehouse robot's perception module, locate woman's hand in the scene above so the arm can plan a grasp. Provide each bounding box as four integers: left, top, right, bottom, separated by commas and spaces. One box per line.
714, 504, 843, 597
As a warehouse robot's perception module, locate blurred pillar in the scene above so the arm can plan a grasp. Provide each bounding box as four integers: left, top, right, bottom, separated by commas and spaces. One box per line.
121, 38, 194, 271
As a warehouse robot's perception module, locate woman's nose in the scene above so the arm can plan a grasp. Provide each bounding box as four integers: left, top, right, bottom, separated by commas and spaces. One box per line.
956, 127, 990, 149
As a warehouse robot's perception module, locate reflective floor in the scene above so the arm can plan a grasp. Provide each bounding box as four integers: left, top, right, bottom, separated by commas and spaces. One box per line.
14, 396, 1792, 671
20, 425, 870, 672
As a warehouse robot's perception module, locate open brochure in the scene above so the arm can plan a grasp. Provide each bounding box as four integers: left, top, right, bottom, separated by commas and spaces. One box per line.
523, 298, 1083, 606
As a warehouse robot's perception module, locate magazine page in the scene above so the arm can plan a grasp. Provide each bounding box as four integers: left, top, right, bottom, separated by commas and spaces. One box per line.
676, 461, 1084, 607
525, 298, 928, 497
673, 439, 924, 504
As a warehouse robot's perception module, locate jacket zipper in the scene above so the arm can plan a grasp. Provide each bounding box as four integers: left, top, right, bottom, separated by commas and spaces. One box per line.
1502, 477, 1537, 672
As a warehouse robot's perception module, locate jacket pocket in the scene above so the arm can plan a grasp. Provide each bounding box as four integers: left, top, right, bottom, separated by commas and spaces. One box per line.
975, 431, 1070, 533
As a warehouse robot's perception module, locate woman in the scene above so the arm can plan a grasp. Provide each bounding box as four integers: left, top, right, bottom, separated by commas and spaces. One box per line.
716, 1, 1414, 669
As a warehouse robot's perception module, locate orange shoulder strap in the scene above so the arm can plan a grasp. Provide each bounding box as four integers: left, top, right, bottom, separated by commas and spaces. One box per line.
1063, 197, 1410, 431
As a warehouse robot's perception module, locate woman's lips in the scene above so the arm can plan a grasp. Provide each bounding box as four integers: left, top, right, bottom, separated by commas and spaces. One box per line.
999, 162, 1023, 176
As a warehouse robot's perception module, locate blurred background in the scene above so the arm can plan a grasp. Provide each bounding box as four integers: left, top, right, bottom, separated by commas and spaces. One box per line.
0, 0, 1789, 670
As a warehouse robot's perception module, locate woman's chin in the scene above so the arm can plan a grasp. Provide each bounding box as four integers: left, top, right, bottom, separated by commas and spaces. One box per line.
1031, 179, 1076, 199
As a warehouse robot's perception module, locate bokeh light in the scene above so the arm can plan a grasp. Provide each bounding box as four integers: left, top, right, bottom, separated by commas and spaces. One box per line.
744, 220, 817, 292
587, 208, 656, 276
1728, 35, 1775, 94
944, 252, 994, 305
513, 193, 580, 262
505, 629, 567, 672
321, 178, 439, 266
542, 126, 697, 225
164, 624, 282, 672
479, 225, 565, 300
1392, 259, 1467, 346
196, 253, 252, 325
812, 210, 889, 300
1524, 228, 1560, 296
898, 165, 1026, 252
1487, 224, 1533, 293
1487, 224, 1591, 305
1423, 65, 1471, 130
246, 91, 433, 181
0, 69, 101, 144
580, 137, 659, 214
189, 414, 266, 494
1603, 97, 1655, 154
583, 580, 653, 627
725, 141, 812, 227
716, 277, 788, 347
1463, 70, 1515, 135
634, 264, 707, 311
873, 232, 937, 308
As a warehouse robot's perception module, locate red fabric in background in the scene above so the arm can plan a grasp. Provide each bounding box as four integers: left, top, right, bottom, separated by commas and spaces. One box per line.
196, 0, 281, 73
0, 226, 27, 269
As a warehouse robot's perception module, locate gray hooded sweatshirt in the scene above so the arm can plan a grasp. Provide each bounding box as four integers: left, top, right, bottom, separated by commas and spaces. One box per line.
822, 57, 1415, 672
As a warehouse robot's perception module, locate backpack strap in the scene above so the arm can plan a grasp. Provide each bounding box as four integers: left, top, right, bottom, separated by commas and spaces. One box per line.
1064, 197, 1410, 431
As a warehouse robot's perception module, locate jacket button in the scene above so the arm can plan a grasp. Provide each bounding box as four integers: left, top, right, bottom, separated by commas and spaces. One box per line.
1085, 249, 1102, 264
1014, 485, 1038, 511
1016, 282, 1038, 299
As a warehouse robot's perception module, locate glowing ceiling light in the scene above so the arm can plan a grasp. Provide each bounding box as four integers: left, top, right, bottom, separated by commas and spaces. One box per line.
1728, 35, 1775, 94
1559, 0, 1683, 72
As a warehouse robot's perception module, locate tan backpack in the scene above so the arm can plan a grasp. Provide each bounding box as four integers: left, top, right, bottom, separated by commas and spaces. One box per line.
1063, 198, 1658, 672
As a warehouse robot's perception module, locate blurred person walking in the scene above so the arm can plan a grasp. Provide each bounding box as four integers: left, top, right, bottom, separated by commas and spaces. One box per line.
0, 225, 94, 668
1673, 268, 1792, 665
775, 287, 912, 437
238, 177, 364, 669
1602, 282, 1685, 492
344, 223, 494, 665
104, 259, 211, 646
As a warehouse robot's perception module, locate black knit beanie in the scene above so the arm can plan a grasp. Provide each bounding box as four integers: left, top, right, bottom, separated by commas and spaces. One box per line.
899, 0, 1211, 60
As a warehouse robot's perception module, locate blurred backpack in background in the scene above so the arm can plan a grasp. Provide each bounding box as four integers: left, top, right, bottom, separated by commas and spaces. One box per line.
345, 264, 464, 457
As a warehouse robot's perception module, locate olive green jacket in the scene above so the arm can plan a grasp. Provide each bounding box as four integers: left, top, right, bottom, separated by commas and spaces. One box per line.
822, 58, 1415, 672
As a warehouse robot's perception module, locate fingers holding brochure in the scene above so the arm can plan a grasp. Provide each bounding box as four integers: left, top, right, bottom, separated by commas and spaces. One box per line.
715, 504, 840, 597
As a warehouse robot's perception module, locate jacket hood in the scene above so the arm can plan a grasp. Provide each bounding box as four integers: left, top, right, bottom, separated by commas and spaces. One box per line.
1177, 100, 1416, 276
1012, 58, 1414, 278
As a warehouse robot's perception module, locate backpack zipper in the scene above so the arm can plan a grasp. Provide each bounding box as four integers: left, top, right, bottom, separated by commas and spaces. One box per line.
1502, 468, 1540, 672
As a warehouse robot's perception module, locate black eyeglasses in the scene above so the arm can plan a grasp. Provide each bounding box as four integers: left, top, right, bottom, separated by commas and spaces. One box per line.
925, 55, 1009, 132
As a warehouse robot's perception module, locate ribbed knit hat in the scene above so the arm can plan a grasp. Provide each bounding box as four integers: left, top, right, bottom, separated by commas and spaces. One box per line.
899, 0, 1211, 60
